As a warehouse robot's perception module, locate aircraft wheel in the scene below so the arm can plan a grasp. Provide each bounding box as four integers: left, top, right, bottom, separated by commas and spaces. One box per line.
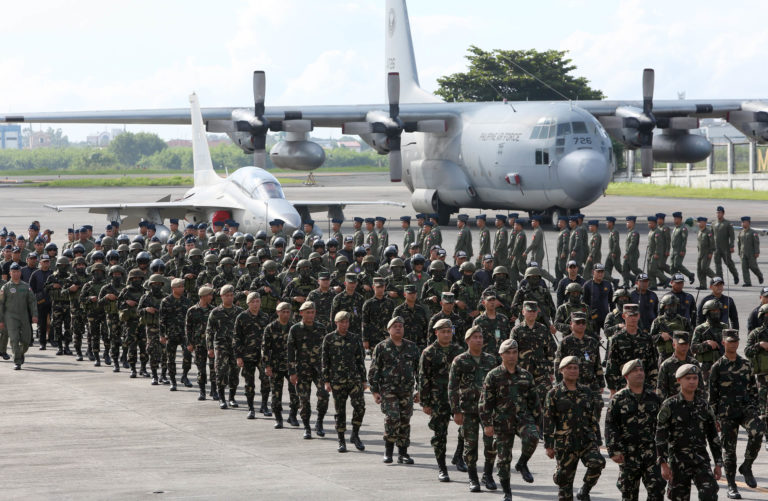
436, 203, 455, 226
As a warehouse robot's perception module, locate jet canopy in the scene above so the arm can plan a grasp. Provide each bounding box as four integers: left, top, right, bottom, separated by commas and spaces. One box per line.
228, 167, 285, 200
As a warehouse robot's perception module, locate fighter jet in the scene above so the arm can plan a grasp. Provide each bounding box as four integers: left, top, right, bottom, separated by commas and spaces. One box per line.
7, 0, 768, 224
44, 93, 404, 238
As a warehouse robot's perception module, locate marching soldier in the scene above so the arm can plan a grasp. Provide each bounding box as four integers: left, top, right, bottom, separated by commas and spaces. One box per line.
206, 284, 243, 409
0, 263, 37, 370
139, 274, 165, 384
454, 214, 473, 260
605, 304, 658, 395
429, 213, 443, 248
622, 216, 642, 288
475, 215, 491, 267
583, 220, 601, 278
604, 359, 665, 501
331, 274, 365, 339
362, 278, 395, 351
374, 216, 389, 260
186, 286, 217, 400
555, 283, 593, 338
696, 216, 717, 290
234, 292, 271, 419
472, 291, 512, 360
512, 301, 556, 424
668, 273, 697, 325
555, 216, 571, 283
451, 261, 483, 326
511, 267, 556, 333
493, 215, 509, 268
604, 216, 622, 285
646, 217, 668, 290
119, 269, 146, 378
160, 278, 192, 390
508, 218, 526, 284
393, 284, 429, 349
713, 206, 739, 284
400, 216, 414, 259
692, 298, 725, 386
99, 265, 125, 372
305, 272, 335, 331
45, 256, 71, 355
81, 262, 108, 367
671, 212, 696, 283
746, 304, 768, 447
66, 257, 89, 361
649, 294, 692, 365
603, 288, 631, 339
738, 216, 763, 287
421, 260, 450, 316
262, 302, 300, 428
656, 331, 703, 400
656, 213, 672, 274
568, 216, 586, 275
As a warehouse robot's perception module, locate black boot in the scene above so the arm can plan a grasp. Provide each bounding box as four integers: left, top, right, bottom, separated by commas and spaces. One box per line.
303, 419, 312, 439
576, 485, 591, 500
139, 362, 149, 378
218, 385, 228, 409
121, 351, 128, 369
56, 346, 64, 355
481, 461, 497, 490
246, 395, 256, 419
287, 409, 300, 427
181, 370, 193, 387
63, 344, 73, 355
129, 364, 137, 378
739, 461, 757, 488
210, 382, 219, 400
113, 360, 120, 372
437, 454, 450, 482
76, 350, 84, 361
468, 467, 481, 492
104, 351, 111, 365
261, 389, 272, 416
151, 368, 159, 385
197, 382, 206, 400
160, 368, 170, 385
337, 432, 347, 453
87, 349, 95, 361
515, 459, 534, 483
350, 425, 365, 451
314, 413, 325, 437
382, 442, 394, 463
169, 376, 177, 391
397, 446, 414, 464
228, 388, 238, 408
94, 353, 101, 367
726, 472, 741, 499
501, 478, 512, 501
273, 410, 283, 429
452, 441, 468, 472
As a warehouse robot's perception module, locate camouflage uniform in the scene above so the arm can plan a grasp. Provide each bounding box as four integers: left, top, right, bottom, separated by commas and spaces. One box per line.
65, 268, 89, 358
649, 311, 692, 364
602, 306, 625, 339
511, 282, 556, 328
656, 354, 704, 401
691, 319, 724, 385
554, 300, 593, 337
605, 387, 664, 500
745, 324, 768, 432
368, 337, 421, 448
306, 287, 335, 330
160, 293, 192, 382
321, 329, 367, 433
98, 278, 123, 366
138, 286, 163, 375
81, 272, 108, 363
472, 312, 511, 363
361, 295, 395, 348
419, 340, 464, 460
118, 280, 146, 370
554, 333, 605, 435
287, 320, 329, 426
283, 274, 318, 320
544, 382, 605, 501
451, 275, 483, 326
261, 319, 299, 416
605, 329, 658, 392
331, 291, 365, 335
45, 269, 71, 349
427, 310, 466, 348
511, 321, 557, 422
421, 277, 450, 316
205, 304, 243, 397
482, 280, 516, 319
185, 301, 215, 395
393, 300, 430, 350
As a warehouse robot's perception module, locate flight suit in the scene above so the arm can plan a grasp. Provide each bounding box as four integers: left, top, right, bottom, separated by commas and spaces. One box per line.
671, 223, 695, 281
738, 226, 763, 286
604, 227, 622, 281
0, 279, 37, 366
622, 228, 642, 287
697, 225, 716, 288
712, 217, 739, 282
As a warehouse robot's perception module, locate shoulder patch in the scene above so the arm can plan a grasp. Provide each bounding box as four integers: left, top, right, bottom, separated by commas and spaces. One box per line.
657, 403, 671, 423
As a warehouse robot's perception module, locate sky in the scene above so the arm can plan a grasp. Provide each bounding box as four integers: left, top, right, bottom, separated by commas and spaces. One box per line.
1, 0, 766, 142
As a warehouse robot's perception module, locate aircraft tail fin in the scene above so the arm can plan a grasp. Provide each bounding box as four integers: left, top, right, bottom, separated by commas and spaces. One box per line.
385, 0, 442, 104
189, 93, 222, 188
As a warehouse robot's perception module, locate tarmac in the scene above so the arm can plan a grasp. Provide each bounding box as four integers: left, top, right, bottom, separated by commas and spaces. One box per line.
2, 172, 768, 500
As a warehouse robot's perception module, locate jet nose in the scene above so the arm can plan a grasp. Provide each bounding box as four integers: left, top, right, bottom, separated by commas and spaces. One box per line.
557, 149, 611, 204
265, 199, 301, 232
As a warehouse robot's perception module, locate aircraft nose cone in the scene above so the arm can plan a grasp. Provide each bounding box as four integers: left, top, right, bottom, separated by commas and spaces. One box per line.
265, 200, 301, 232
558, 149, 611, 204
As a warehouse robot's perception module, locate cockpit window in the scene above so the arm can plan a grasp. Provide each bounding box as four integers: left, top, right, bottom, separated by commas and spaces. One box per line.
571, 121, 588, 134
256, 182, 284, 199
556, 122, 572, 137
529, 118, 556, 139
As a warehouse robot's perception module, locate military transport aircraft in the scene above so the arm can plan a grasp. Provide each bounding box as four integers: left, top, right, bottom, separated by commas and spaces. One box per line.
44, 93, 404, 237
4, 0, 768, 224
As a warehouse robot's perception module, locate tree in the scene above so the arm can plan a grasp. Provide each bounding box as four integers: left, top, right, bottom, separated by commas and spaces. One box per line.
108, 132, 167, 166
435, 46, 604, 102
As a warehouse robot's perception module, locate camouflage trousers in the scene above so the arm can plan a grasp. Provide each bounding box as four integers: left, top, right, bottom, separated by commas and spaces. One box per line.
533, 376, 553, 428
295, 367, 329, 423
759, 375, 768, 429
240, 359, 270, 401
122, 320, 147, 366
214, 347, 239, 391
269, 368, 299, 414
106, 314, 121, 361
427, 408, 452, 459
494, 422, 538, 481
329, 381, 365, 433
70, 308, 86, 354
193, 344, 215, 387
87, 316, 107, 356
165, 336, 190, 379
51, 302, 71, 345
668, 461, 718, 501
615, 454, 664, 501
721, 412, 765, 474
380, 391, 413, 448
145, 326, 162, 370
461, 412, 496, 469
553, 442, 605, 501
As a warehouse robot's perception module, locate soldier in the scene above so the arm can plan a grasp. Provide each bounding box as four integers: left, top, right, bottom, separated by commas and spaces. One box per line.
0, 263, 37, 370
283, 259, 317, 320
746, 304, 768, 448
603, 288, 631, 340
262, 302, 300, 428
710, 329, 764, 497
451, 261, 483, 326
713, 206, 739, 284
421, 260, 449, 315
622, 216, 642, 288
655, 213, 672, 274
81, 262, 108, 366
556, 260, 585, 307
427, 292, 466, 347
374, 216, 389, 260
582, 264, 613, 337
606, 304, 658, 396
361, 277, 395, 351
305, 272, 335, 331
45, 256, 71, 355
350, 217, 363, 247
429, 213, 443, 248
583, 220, 601, 278
186, 286, 216, 400
656, 363, 722, 500
368, 316, 421, 464
649, 294, 692, 365
508, 219, 526, 284
65, 257, 89, 361
118, 269, 146, 378
472, 291, 512, 360
692, 298, 725, 387
603, 216, 622, 285
233, 292, 271, 419
568, 216, 586, 275
555, 216, 571, 284
697, 276, 739, 329
251, 260, 283, 319
629, 274, 658, 335
604, 359, 664, 501
511, 267, 556, 333
399, 216, 414, 259
668, 273, 697, 325
646, 217, 668, 290
331, 273, 365, 338
384, 258, 408, 306
393, 284, 430, 350
669, 212, 696, 283
493, 214, 509, 268
287, 301, 329, 439
656, 331, 704, 400
206, 284, 243, 409
738, 216, 763, 287
160, 278, 192, 390
555, 282, 593, 337
139, 274, 165, 384
195, 253, 219, 290
696, 216, 717, 290
544, 356, 605, 501
475, 215, 491, 267
406, 253, 428, 297
419, 318, 465, 482
363, 218, 379, 259
99, 265, 125, 372
453, 213, 473, 260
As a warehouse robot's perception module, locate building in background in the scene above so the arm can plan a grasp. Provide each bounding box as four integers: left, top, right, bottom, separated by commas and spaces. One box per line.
0, 124, 22, 149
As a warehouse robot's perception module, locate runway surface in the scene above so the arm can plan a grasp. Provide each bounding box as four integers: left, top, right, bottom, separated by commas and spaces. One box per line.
1, 173, 767, 500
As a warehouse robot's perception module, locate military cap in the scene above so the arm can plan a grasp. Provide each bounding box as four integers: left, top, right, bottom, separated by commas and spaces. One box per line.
675, 363, 700, 379
246, 291, 261, 304
9, 262, 21, 271
27, 252, 38, 259
482, 254, 493, 262
84, 225, 93, 231
67, 228, 74, 234
437, 248, 447, 257
593, 263, 604, 271
16, 235, 26, 241
636, 273, 649, 281
621, 359, 643, 376
626, 216, 636, 222
531, 215, 542, 222
399, 215, 411, 222
344, 235, 354, 242
671, 273, 685, 282
299, 301, 315, 311
170, 278, 184, 288
482, 290, 498, 300
276, 302, 291, 312
523, 300, 538, 311
220, 284, 235, 295
138, 221, 148, 228
110, 220, 120, 227
711, 276, 724, 285
364, 217, 375, 224
433, 318, 453, 331
569, 215, 579, 221
40, 254, 50, 261
415, 213, 425, 219
655, 213, 666, 219
567, 259, 578, 267
623, 304, 640, 316
429, 213, 439, 220
741, 216, 751, 222
34, 237, 45, 244
515, 218, 527, 226
761, 287, 768, 297
344, 273, 358, 283
373, 277, 386, 286
571, 311, 587, 321
318, 271, 330, 280
8, 231, 16, 237
212, 220, 224, 227
441, 292, 455, 303
508, 213, 519, 219
647, 216, 656, 222
387, 316, 404, 329
716, 206, 725, 213
455, 250, 468, 259
557, 215, 567, 222
373, 216, 384, 223
606, 216, 616, 223
303, 219, 314, 226
476, 214, 486, 221
498, 338, 518, 354
11, 246, 20, 253
588, 220, 599, 226
723, 329, 739, 342
168, 218, 179, 224
559, 355, 580, 370
2, 244, 11, 251
495, 214, 507, 221
197, 222, 208, 229
404, 284, 416, 293
672, 211, 683, 218
334, 310, 351, 322
697, 216, 707, 222
28, 223, 39, 231
672, 331, 690, 344
424, 221, 434, 227
457, 214, 469, 222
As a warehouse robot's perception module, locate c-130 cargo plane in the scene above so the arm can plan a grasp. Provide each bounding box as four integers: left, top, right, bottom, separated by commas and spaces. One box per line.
4, 0, 768, 225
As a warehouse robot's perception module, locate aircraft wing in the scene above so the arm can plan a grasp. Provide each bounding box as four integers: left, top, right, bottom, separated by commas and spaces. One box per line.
576, 99, 748, 118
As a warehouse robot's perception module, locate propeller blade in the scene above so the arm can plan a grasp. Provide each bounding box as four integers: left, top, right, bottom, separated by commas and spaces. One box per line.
640, 147, 653, 177
415, 120, 447, 133
388, 150, 402, 183
342, 122, 372, 135
283, 119, 313, 133
253, 70, 266, 117
388, 72, 400, 119
667, 117, 699, 129
206, 120, 237, 133
254, 150, 267, 169
642, 68, 654, 115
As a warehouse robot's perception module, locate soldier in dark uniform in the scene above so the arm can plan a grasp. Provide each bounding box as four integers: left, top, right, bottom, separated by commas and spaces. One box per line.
427, 292, 466, 347
139, 274, 165, 384
66, 257, 89, 361
206, 284, 243, 409
362, 277, 395, 351
393, 284, 429, 350
368, 316, 421, 464
160, 278, 192, 390
45, 256, 71, 354
582, 264, 613, 337
604, 359, 664, 501
118, 268, 146, 378
544, 355, 606, 501
709, 329, 764, 497
451, 261, 483, 326
603, 288, 631, 340
81, 262, 107, 366
556, 260, 585, 307
656, 331, 704, 400
483, 265, 517, 320
746, 303, 768, 446
306, 272, 335, 331
511, 266, 556, 334
656, 363, 722, 500
668, 273, 697, 325
421, 260, 449, 316
583, 220, 601, 278
234, 292, 271, 419
697, 276, 739, 329
331, 274, 365, 339
696, 216, 717, 290
283, 259, 317, 320
262, 302, 300, 428
692, 298, 725, 387
629, 274, 658, 334
185, 286, 216, 400
99, 265, 125, 371
555, 283, 593, 338
606, 304, 658, 395
671, 211, 696, 283
656, 212, 672, 275
472, 291, 511, 360
649, 293, 692, 365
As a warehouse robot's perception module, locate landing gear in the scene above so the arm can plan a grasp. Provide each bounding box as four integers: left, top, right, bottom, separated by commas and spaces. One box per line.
303, 171, 317, 186
436, 202, 455, 226
550, 207, 580, 230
